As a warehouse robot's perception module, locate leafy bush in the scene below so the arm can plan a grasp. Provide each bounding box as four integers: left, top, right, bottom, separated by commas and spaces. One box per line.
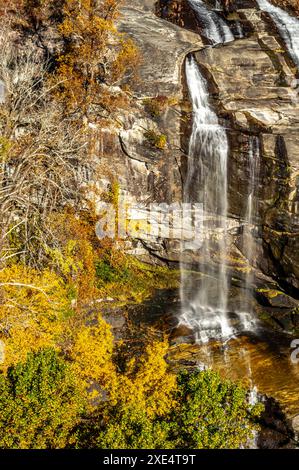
95, 258, 129, 284
0, 265, 72, 368
143, 95, 177, 118
272, 0, 299, 15
0, 349, 85, 449
95, 251, 179, 302
76, 340, 177, 449
171, 369, 263, 449
77, 365, 263, 449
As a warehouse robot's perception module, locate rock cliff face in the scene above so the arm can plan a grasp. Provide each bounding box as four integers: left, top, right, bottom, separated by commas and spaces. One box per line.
192, 5, 299, 297
95, 0, 202, 260
97, 0, 299, 329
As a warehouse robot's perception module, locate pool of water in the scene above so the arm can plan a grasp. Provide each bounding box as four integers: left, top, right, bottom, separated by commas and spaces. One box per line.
168, 332, 299, 418
128, 289, 299, 419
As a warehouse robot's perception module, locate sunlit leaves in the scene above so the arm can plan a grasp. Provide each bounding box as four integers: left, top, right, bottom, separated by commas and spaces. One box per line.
172, 369, 263, 449
0, 265, 70, 368
54, 0, 139, 117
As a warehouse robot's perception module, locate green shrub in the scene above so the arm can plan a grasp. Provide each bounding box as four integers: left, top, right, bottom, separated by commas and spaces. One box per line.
143, 95, 175, 118
77, 368, 263, 449
0, 349, 85, 449
144, 130, 167, 150
171, 369, 263, 449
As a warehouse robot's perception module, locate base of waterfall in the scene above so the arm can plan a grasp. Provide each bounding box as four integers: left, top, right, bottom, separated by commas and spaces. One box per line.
179, 304, 259, 344
167, 329, 299, 426
124, 286, 299, 447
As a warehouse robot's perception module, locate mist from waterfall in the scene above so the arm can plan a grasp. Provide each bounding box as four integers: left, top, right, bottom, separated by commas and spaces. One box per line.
180, 56, 233, 343
257, 0, 299, 68
188, 0, 234, 45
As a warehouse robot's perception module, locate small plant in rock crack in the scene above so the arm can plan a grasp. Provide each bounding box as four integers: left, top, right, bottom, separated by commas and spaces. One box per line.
144, 130, 167, 150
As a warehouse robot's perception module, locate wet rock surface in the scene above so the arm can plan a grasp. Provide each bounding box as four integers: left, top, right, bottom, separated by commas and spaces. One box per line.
258, 397, 297, 449
98, 1, 299, 448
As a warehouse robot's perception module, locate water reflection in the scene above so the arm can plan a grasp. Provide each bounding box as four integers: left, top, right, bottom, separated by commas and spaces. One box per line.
170, 333, 299, 417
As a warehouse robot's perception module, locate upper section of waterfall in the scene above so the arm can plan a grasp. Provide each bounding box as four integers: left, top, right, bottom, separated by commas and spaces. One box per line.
188, 0, 234, 45
185, 56, 219, 129
257, 0, 299, 68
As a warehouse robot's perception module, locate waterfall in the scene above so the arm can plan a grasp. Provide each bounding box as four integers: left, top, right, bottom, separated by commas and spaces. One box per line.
180, 56, 233, 343
188, 0, 234, 45
238, 137, 261, 328
257, 0, 299, 68
244, 136, 260, 284
235, 21, 244, 39
213, 0, 223, 11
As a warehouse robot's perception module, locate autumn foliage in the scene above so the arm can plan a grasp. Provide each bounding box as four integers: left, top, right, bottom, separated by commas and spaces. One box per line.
272, 0, 299, 15
54, 0, 140, 117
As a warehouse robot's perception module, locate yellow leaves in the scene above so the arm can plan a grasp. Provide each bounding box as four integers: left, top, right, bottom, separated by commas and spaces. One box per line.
111, 37, 140, 83
53, 0, 139, 116
0, 265, 69, 318
0, 265, 71, 369
136, 341, 177, 417
60, 13, 116, 39
58, 17, 73, 37
3, 323, 59, 371
0, 137, 12, 162
0, 262, 177, 428
46, 210, 99, 303
144, 130, 168, 150
46, 240, 83, 278
70, 315, 116, 389
110, 340, 177, 419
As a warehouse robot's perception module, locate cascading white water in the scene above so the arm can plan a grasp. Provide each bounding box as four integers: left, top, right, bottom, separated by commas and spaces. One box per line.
257, 0, 299, 68
244, 136, 260, 288
188, 0, 234, 44
235, 21, 244, 39
237, 137, 261, 331
180, 56, 233, 343
213, 0, 223, 11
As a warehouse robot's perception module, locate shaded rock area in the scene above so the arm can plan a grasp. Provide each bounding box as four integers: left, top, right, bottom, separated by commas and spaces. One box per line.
258, 397, 297, 449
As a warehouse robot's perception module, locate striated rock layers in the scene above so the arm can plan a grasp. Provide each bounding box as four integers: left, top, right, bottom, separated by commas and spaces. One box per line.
96, 0, 299, 330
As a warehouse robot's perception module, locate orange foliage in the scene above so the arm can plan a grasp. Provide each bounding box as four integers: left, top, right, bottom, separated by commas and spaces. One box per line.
45, 209, 101, 303
53, 0, 140, 117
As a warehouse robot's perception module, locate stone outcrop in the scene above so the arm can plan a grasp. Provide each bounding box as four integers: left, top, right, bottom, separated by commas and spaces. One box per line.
118, 0, 203, 96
